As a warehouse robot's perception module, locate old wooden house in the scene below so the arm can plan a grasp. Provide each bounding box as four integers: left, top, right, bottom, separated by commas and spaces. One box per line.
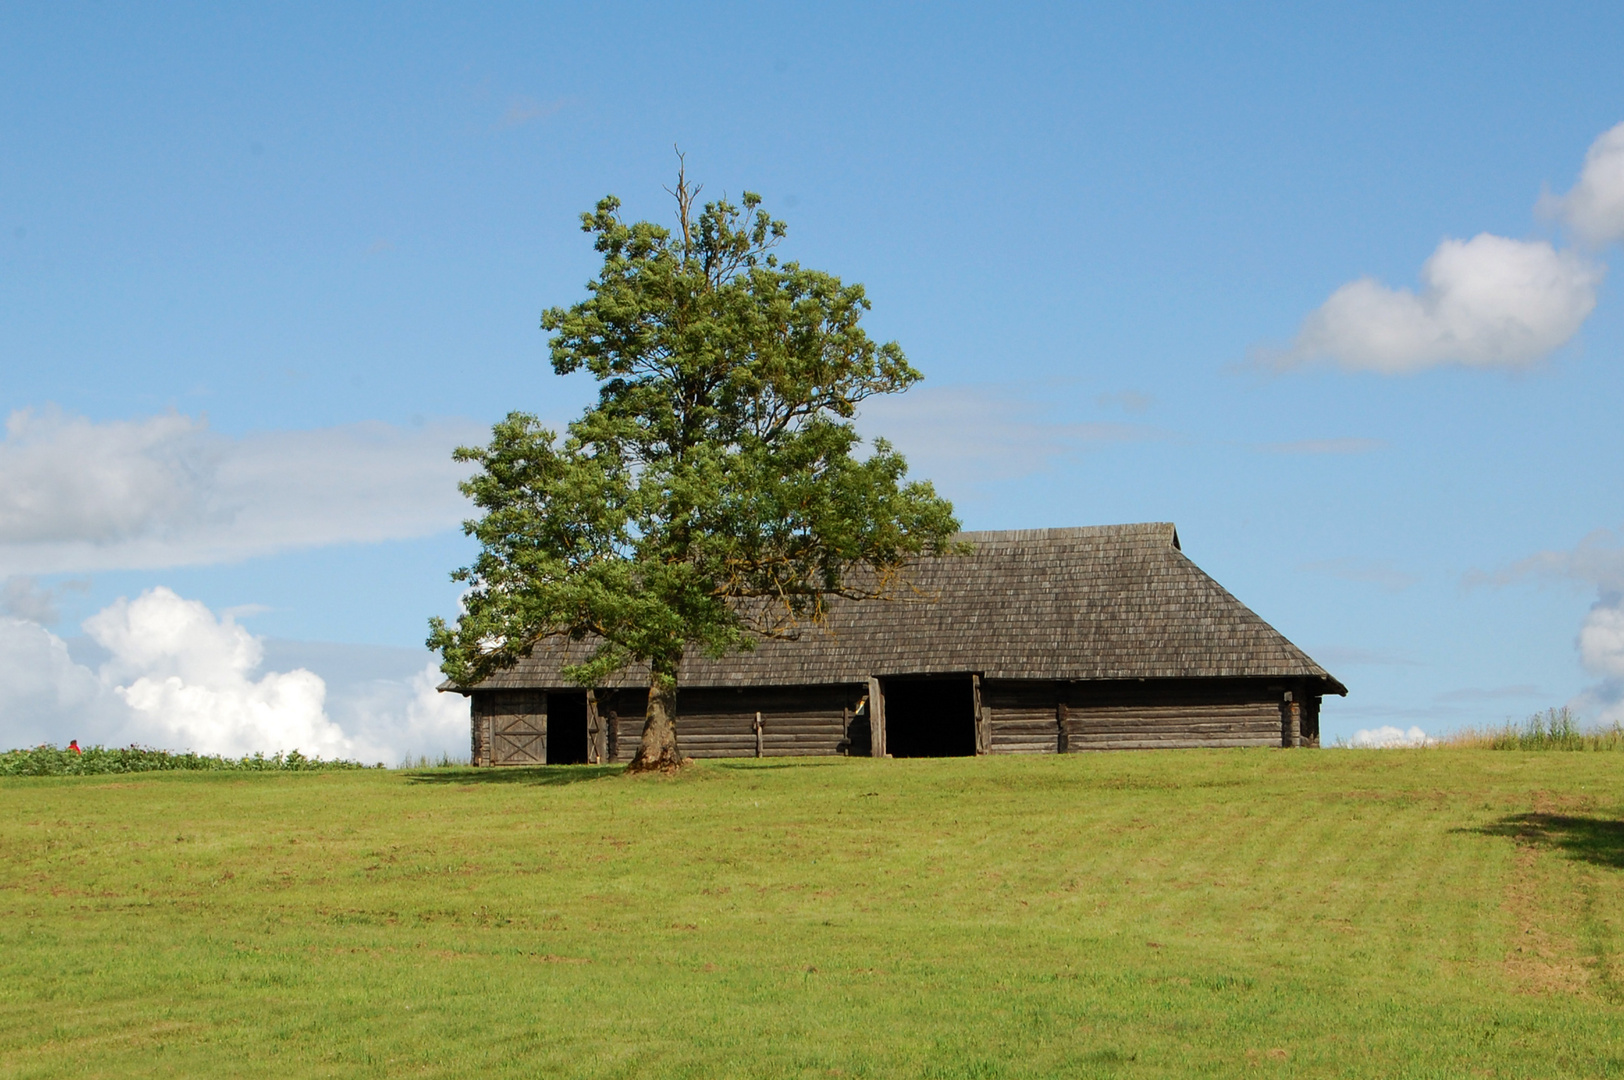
454, 523, 1345, 764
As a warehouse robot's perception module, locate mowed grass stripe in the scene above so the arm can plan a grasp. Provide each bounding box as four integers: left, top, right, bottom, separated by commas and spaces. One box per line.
2, 750, 1623, 1078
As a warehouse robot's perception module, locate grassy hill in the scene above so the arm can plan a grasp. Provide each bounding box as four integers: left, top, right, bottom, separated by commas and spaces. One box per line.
2, 749, 1621, 1078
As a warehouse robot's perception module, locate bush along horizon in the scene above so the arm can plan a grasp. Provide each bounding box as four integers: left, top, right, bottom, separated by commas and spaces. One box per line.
0, 743, 375, 776
1444, 706, 1624, 751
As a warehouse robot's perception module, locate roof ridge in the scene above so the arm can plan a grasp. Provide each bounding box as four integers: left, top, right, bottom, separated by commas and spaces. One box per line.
955, 522, 1177, 544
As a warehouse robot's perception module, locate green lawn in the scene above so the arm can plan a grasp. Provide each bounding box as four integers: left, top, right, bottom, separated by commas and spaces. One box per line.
2, 750, 1621, 1078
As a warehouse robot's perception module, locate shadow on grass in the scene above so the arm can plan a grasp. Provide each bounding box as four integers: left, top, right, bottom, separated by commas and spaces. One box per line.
406, 765, 622, 787
1468, 812, 1624, 870
711, 760, 845, 771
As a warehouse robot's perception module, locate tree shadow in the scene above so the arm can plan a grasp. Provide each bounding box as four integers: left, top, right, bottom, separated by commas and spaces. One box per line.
1467, 812, 1624, 870
406, 765, 622, 787
711, 760, 845, 771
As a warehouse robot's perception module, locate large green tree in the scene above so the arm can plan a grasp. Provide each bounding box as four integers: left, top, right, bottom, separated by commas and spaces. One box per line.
430, 167, 960, 771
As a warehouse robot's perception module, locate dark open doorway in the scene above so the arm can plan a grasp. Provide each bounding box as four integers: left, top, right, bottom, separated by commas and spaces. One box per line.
881, 676, 977, 757
546, 692, 589, 764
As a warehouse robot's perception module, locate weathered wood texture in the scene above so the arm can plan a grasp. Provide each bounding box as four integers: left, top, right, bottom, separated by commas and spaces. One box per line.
474, 677, 1318, 762
867, 676, 886, 758
476, 689, 546, 766
593, 686, 861, 762
469, 525, 1346, 695
984, 679, 1302, 753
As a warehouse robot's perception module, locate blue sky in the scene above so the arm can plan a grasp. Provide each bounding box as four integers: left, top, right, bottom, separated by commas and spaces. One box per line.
3, 2, 1623, 756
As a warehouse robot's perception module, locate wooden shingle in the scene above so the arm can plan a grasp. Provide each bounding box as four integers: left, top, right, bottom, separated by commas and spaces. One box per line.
466, 523, 1345, 695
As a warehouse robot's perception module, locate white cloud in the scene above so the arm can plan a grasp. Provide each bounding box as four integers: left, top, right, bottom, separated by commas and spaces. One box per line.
1579, 598, 1624, 678
0, 587, 469, 762
1347, 725, 1432, 748
0, 617, 123, 748
0, 408, 484, 576
1276, 233, 1602, 374
1298, 557, 1418, 592
1572, 678, 1624, 728
1473, 527, 1624, 592
0, 575, 86, 623
856, 384, 1159, 486
83, 588, 356, 758
1542, 121, 1624, 248
0, 409, 215, 545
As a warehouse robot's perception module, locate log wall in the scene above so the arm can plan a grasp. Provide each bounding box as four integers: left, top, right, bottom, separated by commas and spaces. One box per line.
473, 678, 1319, 763
984, 679, 1298, 753
596, 685, 860, 762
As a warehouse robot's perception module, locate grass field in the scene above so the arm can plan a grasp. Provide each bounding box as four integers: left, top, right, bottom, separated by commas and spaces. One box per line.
2, 750, 1621, 1078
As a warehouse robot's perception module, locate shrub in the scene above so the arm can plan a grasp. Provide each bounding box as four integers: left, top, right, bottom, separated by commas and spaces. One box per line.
1444, 707, 1624, 751
0, 744, 374, 777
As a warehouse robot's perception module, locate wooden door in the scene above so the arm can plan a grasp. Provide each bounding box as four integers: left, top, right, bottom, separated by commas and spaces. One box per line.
490, 690, 546, 765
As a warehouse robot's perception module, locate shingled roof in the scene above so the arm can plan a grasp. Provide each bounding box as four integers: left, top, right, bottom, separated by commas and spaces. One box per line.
468, 523, 1346, 694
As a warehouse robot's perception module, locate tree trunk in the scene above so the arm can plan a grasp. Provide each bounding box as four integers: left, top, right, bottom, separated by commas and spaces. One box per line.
629, 666, 683, 772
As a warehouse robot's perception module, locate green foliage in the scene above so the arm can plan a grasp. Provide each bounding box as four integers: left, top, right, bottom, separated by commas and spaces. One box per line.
4, 752, 1624, 1076
0, 744, 370, 776
1448, 707, 1624, 751
396, 751, 468, 770
429, 173, 960, 689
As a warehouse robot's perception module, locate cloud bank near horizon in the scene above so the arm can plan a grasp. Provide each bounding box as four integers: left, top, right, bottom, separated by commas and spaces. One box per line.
0, 586, 468, 761
1267, 122, 1623, 375
0, 407, 485, 576
1347, 725, 1432, 748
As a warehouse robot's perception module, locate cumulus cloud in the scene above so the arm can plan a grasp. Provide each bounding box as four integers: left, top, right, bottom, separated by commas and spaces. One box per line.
0, 407, 485, 576
1347, 725, 1432, 748
0, 588, 468, 761
1542, 121, 1624, 248
1273, 234, 1602, 374
82, 588, 355, 758
1579, 599, 1624, 678
0, 575, 86, 623
1267, 123, 1624, 375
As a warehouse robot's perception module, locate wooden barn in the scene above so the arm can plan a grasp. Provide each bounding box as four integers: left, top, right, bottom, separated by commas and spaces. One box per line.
454, 523, 1346, 765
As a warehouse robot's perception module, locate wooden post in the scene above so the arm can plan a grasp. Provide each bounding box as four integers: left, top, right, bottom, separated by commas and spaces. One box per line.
607, 708, 619, 763
867, 676, 887, 758
1056, 695, 1069, 755
754, 711, 764, 758
586, 691, 603, 764
470, 695, 487, 763
972, 674, 988, 755
1282, 691, 1301, 748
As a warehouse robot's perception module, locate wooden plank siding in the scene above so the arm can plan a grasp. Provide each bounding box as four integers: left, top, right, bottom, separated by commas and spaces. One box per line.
476, 689, 546, 766
986, 679, 1298, 753
984, 681, 1064, 755
473, 677, 1310, 762
588, 685, 861, 762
